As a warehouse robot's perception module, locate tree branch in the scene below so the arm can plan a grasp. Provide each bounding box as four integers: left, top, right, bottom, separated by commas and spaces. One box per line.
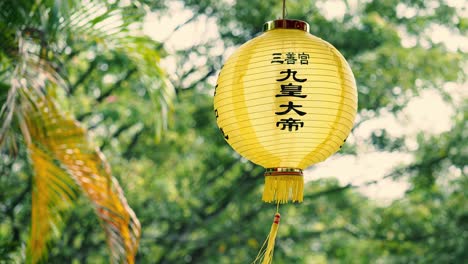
5, 179, 31, 216
100, 123, 135, 150
177, 67, 215, 94
4, 175, 31, 242
96, 67, 137, 103
304, 183, 353, 200
123, 129, 144, 159
157, 14, 200, 49
70, 59, 98, 95
76, 111, 93, 122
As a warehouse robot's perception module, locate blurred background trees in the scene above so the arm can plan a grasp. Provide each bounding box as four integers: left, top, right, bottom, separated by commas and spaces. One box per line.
1, 0, 467, 263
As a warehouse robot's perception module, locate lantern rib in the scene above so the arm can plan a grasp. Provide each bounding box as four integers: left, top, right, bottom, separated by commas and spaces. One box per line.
219, 120, 354, 137
236, 148, 335, 162
234, 140, 335, 160
221, 54, 349, 67
217, 97, 355, 112
233, 139, 340, 152
221, 123, 352, 142
216, 101, 357, 116
215, 85, 357, 99
219, 65, 353, 79
217, 75, 355, 89
299, 48, 352, 166
217, 108, 356, 125
222, 40, 333, 52
221, 127, 348, 146
215, 91, 357, 104
218, 116, 355, 134
215, 97, 357, 111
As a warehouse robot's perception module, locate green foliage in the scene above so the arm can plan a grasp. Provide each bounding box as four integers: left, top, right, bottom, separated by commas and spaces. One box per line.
1, 0, 467, 263
0, 0, 174, 262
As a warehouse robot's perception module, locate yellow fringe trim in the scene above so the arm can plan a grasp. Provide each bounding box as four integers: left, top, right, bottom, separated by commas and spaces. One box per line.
262, 176, 304, 203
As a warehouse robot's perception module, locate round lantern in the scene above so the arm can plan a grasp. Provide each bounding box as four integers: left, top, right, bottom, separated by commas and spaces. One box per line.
214, 19, 357, 204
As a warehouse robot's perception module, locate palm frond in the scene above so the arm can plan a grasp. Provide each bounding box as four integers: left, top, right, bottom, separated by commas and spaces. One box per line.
0, 33, 64, 151
59, 1, 176, 141
1, 1, 175, 146
24, 98, 141, 263
28, 143, 77, 263
1, 1, 162, 262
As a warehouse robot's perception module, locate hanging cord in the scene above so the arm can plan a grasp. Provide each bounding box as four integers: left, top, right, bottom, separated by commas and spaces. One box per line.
282, 0, 286, 20
281, 0, 288, 28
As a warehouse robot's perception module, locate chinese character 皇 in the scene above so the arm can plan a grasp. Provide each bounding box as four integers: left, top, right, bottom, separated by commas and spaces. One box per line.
275, 101, 307, 116
276, 118, 304, 131
298, 52, 310, 65
271, 53, 283, 64
275, 83, 307, 98
285, 52, 297, 64
276, 69, 307, 82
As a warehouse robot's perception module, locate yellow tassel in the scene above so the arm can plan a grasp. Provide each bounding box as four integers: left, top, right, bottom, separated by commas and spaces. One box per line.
263, 175, 304, 203
252, 212, 281, 264
262, 213, 281, 264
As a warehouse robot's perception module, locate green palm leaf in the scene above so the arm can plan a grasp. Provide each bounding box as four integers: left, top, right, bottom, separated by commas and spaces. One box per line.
58, 1, 175, 141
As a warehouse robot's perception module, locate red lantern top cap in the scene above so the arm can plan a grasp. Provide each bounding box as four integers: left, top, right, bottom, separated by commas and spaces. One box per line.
263, 19, 309, 32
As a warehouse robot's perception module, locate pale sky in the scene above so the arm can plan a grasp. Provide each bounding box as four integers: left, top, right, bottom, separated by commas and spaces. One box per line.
143, 1, 467, 203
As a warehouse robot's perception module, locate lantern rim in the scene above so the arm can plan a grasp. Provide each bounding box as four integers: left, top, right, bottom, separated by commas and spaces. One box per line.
263, 19, 310, 32
264, 167, 303, 176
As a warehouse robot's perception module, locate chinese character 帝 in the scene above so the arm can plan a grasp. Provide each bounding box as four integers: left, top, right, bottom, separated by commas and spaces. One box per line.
276, 118, 304, 131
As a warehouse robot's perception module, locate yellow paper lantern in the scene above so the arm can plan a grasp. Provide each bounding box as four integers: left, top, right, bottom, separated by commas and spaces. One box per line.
214, 19, 358, 263
214, 19, 357, 203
